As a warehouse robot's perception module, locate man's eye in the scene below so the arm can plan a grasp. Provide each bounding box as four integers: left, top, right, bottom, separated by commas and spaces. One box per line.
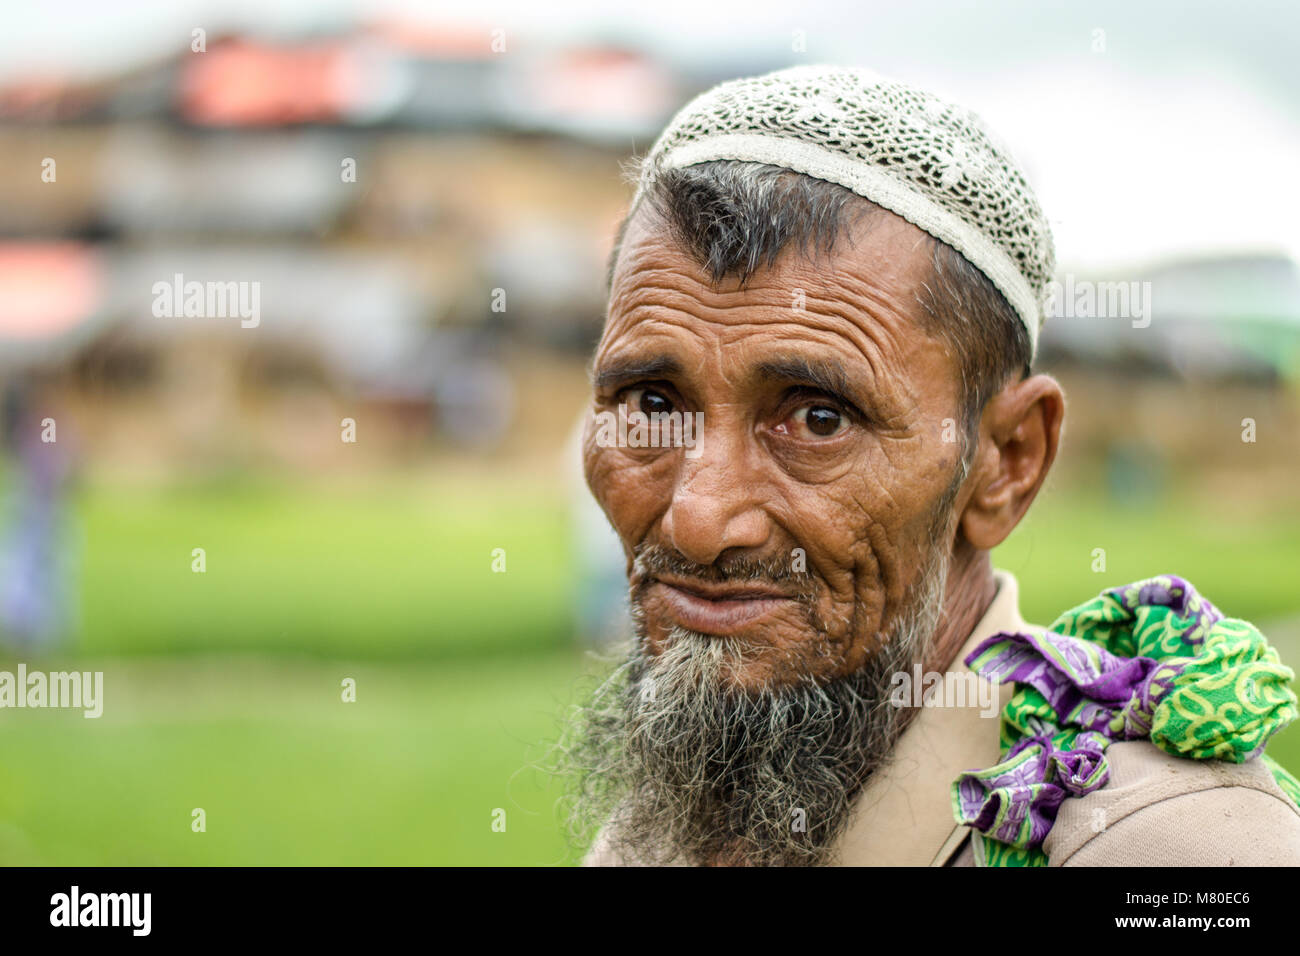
622, 387, 674, 417
789, 403, 846, 439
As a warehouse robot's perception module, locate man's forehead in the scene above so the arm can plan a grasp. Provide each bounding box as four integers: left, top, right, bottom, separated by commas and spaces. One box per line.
609, 203, 933, 301
599, 205, 946, 388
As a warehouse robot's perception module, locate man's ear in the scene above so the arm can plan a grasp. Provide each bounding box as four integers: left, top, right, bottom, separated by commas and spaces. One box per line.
959, 374, 1065, 551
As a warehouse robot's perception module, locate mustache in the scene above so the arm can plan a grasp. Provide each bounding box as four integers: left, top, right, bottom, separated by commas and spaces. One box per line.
631, 542, 812, 589
629, 542, 823, 633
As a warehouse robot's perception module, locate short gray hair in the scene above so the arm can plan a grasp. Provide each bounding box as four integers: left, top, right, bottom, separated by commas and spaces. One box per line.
605, 159, 1032, 462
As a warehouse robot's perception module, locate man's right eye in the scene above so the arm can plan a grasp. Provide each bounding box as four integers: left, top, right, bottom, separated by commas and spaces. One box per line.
620, 387, 675, 417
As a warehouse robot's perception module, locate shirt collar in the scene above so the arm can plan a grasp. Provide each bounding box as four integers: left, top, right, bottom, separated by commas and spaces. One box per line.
831, 568, 1030, 866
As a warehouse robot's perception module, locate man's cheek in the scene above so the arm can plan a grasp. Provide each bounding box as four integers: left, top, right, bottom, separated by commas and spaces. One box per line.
823, 539, 893, 666
798, 522, 873, 623
592, 452, 674, 542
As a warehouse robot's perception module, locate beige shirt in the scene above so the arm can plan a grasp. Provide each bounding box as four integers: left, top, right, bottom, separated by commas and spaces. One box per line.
586, 569, 1300, 866
831, 567, 1022, 865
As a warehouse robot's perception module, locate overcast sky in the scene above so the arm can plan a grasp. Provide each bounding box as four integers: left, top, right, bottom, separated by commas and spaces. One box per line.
3, 0, 1298, 270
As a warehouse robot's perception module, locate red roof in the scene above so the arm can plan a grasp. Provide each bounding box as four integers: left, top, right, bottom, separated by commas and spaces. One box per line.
0, 243, 103, 341
178, 38, 359, 126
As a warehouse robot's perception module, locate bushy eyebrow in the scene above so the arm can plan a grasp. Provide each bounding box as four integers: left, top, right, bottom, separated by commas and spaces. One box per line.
590, 352, 875, 415
756, 356, 861, 405
591, 355, 683, 390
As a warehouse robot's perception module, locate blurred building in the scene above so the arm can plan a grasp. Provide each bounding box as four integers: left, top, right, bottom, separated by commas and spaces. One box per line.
0, 22, 1297, 484
0, 24, 692, 474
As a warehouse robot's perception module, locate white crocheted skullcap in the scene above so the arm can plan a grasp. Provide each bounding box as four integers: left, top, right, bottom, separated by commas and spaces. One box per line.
631, 64, 1055, 357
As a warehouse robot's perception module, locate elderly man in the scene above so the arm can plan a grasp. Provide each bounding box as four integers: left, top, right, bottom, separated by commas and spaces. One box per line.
560, 65, 1300, 866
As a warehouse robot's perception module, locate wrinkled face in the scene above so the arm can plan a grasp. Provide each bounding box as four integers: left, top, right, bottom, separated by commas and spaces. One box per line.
583, 207, 967, 691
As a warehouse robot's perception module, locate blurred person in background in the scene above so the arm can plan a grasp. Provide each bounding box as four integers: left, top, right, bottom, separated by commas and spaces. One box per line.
0, 377, 75, 654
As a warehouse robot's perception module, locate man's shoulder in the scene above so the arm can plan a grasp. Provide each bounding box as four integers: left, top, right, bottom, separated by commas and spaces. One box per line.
1044, 739, 1300, 866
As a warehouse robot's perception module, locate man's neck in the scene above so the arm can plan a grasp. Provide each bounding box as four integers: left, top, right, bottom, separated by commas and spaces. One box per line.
924, 547, 997, 676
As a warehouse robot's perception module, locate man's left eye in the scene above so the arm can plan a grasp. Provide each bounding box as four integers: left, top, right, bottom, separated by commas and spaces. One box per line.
788, 404, 846, 439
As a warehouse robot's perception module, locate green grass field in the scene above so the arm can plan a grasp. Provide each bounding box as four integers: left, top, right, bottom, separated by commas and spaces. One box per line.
0, 652, 585, 865
75, 475, 575, 660
0, 471, 1298, 864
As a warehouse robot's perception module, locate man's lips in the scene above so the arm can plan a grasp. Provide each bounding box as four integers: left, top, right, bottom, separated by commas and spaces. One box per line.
646, 575, 797, 636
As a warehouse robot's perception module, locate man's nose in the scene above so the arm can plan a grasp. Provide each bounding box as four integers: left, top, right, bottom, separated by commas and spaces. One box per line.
660, 419, 770, 566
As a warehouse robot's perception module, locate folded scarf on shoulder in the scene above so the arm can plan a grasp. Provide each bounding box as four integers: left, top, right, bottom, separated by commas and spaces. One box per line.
951, 574, 1300, 867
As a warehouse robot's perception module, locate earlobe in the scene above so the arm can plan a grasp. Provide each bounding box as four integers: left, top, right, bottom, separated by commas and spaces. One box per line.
958, 375, 1065, 551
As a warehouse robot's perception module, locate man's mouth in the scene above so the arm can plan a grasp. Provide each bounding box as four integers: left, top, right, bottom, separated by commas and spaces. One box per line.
647, 575, 797, 636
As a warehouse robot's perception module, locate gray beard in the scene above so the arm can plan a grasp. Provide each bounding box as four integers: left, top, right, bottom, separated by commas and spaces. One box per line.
558, 541, 951, 867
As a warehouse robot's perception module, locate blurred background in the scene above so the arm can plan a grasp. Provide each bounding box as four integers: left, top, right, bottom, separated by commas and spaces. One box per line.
0, 0, 1298, 865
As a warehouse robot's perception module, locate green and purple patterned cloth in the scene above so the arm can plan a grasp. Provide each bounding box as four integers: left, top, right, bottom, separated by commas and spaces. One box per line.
951, 575, 1300, 867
